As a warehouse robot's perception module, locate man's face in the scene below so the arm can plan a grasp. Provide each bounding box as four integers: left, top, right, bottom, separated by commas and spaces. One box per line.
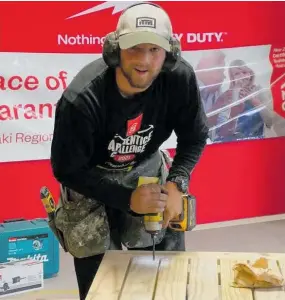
119, 43, 166, 90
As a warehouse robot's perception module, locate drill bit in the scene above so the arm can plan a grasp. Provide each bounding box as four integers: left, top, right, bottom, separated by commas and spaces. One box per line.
152, 234, 155, 261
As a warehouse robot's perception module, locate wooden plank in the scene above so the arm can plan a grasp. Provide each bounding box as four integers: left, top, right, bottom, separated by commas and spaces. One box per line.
220, 258, 253, 300
86, 252, 132, 300
121, 250, 285, 261
87, 251, 285, 300
187, 257, 219, 300
154, 256, 189, 300
119, 256, 160, 300
253, 258, 285, 300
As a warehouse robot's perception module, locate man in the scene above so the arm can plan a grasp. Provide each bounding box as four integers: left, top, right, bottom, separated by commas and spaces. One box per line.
195, 50, 226, 141
207, 59, 274, 142
195, 50, 226, 113
50, 2, 208, 300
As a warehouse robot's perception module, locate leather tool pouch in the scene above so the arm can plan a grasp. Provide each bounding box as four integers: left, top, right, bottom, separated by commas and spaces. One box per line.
52, 150, 172, 258
54, 186, 110, 258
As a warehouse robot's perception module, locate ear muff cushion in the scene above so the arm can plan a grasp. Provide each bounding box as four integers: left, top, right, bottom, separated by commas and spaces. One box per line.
163, 37, 181, 71
102, 32, 120, 68
103, 35, 182, 71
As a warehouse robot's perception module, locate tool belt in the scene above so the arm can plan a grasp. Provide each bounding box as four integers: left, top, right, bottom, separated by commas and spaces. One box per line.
50, 150, 172, 258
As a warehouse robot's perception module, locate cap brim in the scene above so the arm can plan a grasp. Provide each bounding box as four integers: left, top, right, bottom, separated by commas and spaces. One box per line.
118, 32, 170, 52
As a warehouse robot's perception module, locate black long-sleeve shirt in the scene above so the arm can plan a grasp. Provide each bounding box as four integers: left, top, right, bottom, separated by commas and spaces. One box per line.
50, 57, 209, 211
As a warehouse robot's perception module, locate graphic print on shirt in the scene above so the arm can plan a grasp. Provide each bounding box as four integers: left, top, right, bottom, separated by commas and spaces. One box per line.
103, 113, 154, 170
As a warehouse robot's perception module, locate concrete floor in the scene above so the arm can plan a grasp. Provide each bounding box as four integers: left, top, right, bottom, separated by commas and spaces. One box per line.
6, 219, 285, 300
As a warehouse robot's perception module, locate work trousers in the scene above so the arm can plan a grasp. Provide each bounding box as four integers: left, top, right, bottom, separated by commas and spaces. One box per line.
73, 206, 185, 300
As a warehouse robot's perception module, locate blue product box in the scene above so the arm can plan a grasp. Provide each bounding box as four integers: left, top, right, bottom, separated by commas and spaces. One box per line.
0, 218, 59, 279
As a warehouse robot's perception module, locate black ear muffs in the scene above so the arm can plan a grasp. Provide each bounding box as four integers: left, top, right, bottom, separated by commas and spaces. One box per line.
103, 33, 181, 72
102, 32, 120, 68
102, 2, 181, 72
162, 36, 181, 72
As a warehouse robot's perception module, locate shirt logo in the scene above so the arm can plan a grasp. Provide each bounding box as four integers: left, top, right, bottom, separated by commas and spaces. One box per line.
126, 113, 143, 136
136, 17, 156, 28
106, 124, 154, 170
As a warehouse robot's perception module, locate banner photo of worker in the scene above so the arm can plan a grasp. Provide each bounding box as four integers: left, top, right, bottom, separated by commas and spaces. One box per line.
0, 1, 284, 163
183, 45, 284, 144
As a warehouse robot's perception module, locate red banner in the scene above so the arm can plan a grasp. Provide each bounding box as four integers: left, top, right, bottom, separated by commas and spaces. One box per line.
0, 1, 284, 52
0, 1, 285, 162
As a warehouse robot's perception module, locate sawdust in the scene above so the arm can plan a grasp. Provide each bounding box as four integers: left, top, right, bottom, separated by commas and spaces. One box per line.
232, 257, 285, 288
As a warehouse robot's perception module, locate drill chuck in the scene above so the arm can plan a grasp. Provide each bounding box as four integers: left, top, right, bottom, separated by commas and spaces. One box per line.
144, 222, 162, 234
143, 212, 163, 235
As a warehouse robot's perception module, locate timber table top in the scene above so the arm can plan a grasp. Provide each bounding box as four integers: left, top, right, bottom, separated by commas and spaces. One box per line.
86, 250, 285, 300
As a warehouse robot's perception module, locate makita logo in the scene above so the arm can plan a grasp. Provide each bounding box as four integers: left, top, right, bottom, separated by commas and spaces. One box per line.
136, 17, 156, 28
7, 254, 49, 263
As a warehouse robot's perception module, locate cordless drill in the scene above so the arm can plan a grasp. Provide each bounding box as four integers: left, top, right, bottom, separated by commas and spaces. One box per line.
137, 176, 163, 260
138, 176, 196, 260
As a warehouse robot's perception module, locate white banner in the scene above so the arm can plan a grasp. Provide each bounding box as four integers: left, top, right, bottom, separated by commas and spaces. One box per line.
1, 1, 285, 163
0, 53, 98, 162
1, 44, 285, 162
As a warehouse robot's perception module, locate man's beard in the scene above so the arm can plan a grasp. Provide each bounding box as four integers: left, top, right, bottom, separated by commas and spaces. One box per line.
120, 64, 159, 89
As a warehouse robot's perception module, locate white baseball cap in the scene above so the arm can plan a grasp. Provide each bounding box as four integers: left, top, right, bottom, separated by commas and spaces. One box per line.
116, 3, 173, 52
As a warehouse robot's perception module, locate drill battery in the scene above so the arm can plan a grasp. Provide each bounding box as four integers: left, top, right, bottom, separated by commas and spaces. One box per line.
0, 218, 59, 279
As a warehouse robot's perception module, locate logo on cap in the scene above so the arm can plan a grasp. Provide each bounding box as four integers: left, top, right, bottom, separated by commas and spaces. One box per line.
136, 17, 156, 28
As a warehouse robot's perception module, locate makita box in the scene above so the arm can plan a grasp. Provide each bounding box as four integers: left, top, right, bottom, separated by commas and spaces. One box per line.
0, 218, 59, 279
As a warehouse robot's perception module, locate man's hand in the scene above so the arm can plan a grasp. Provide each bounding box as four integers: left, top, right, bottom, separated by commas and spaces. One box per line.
162, 181, 183, 228
130, 183, 168, 214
